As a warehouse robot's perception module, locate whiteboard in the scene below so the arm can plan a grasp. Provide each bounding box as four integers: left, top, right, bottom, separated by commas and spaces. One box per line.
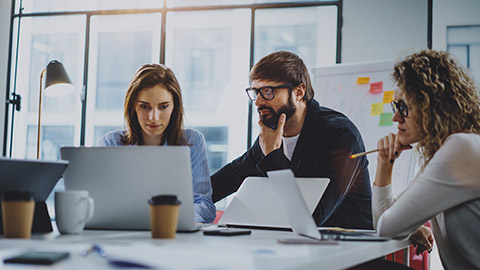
312, 60, 416, 195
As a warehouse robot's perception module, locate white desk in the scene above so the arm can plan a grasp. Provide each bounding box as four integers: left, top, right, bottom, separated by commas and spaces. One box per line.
0, 228, 409, 270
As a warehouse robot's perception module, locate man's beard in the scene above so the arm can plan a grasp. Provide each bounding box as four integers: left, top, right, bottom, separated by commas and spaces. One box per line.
258, 98, 296, 130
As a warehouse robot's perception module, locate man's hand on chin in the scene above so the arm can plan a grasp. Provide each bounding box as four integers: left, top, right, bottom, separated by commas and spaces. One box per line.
259, 113, 286, 156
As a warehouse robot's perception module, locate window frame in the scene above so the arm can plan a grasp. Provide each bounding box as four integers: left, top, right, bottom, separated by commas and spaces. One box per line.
3, 0, 343, 156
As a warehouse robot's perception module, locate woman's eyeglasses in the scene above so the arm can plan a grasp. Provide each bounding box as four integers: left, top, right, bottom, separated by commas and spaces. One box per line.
245, 83, 293, 101
391, 100, 408, 118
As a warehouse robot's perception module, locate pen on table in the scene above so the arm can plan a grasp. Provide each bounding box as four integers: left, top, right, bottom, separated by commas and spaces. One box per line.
80, 244, 107, 257
80, 244, 153, 269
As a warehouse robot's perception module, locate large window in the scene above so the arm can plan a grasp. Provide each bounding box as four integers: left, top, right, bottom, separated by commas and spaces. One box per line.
251, 6, 338, 142
6, 1, 340, 212
447, 25, 480, 85
7, 15, 85, 159
84, 13, 162, 146
165, 9, 251, 168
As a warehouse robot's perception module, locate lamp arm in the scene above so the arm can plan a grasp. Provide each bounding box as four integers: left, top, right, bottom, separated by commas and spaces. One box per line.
37, 69, 46, 159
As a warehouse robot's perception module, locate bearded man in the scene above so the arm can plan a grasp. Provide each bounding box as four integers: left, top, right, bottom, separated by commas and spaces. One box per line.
211, 51, 372, 229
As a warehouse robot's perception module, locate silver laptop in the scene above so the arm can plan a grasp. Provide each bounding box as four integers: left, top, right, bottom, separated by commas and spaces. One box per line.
268, 169, 388, 241
267, 169, 323, 239
60, 146, 197, 231
218, 174, 329, 229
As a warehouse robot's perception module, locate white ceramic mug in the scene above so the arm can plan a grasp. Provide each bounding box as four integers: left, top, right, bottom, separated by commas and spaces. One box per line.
55, 190, 94, 234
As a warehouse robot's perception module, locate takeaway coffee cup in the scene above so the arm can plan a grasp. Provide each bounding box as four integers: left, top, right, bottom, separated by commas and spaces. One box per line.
148, 195, 181, 239
55, 190, 94, 234
1, 191, 35, 238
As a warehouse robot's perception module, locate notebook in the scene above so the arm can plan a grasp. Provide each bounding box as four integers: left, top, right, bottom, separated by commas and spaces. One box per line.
218, 174, 329, 229
267, 169, 389, 241
60, 146, 197, 231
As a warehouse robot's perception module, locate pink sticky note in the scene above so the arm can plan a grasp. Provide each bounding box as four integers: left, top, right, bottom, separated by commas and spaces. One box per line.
369, 81, 383, 94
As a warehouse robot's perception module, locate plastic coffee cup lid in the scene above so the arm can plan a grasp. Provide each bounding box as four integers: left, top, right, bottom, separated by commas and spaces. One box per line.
1, 191, 34, 201
148, 194, 181, 205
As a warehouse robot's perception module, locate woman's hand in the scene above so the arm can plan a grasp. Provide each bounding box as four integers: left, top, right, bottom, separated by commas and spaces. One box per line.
374, 133, 412, 187
377, 133, 410, 165
409, 225, 434, 255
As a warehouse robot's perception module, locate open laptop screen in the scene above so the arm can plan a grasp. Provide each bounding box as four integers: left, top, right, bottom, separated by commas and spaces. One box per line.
268, 169, 388, 241
218, 174, 329, 230
60, 146, 197, 231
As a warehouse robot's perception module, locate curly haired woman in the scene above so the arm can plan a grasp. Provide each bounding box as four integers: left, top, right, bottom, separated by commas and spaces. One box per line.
373, 50, 480, 269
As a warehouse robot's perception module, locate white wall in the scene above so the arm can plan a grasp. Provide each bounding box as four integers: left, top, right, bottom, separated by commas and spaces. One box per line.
342, 0, 428, 63
0, 0, 13, 156
433, 0, 480, 50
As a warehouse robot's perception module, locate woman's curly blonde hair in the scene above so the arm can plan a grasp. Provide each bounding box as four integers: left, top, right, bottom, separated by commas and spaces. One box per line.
393, 50, 480, 167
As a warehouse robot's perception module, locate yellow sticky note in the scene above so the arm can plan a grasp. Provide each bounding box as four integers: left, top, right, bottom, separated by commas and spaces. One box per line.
383, 90, 394, 104
357, 77, 370, 84
371, 102, 383, 116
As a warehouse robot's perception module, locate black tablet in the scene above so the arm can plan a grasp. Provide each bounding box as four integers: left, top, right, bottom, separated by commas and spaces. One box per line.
0, 158, 68, 201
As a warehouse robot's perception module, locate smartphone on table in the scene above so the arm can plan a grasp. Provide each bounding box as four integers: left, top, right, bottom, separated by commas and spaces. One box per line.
4, 251, 70, 265
203, 229, 252, 236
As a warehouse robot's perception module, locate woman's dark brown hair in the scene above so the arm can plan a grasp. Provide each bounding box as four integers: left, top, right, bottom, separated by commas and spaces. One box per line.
121, 64, 186, 146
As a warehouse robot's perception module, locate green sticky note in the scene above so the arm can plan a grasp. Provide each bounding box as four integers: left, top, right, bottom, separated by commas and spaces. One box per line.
379, 113, 393, 126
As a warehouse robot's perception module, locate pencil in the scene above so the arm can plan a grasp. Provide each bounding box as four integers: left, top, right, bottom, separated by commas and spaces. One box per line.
349, 149, 378, 159
350, 145, 413, 159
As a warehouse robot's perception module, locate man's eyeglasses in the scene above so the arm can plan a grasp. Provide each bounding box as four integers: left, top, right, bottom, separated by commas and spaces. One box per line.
245, 83, 293, 101
391, 100, 408, 118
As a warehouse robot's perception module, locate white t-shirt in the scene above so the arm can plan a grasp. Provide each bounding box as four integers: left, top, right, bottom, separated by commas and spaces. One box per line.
282, 134, 300, 161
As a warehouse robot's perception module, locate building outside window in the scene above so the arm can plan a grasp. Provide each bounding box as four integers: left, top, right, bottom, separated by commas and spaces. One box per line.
165, 9, 251, 167
447, 25, 480, 85
84, 13, 162, 146
251, 6, 338, 142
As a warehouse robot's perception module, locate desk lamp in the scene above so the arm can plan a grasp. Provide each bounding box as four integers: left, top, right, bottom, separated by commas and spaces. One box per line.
37, 60, 75, 159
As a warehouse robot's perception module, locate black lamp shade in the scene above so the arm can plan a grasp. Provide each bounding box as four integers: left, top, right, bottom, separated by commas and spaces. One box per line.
44, 60, 74, 96
45, 60, 72, 87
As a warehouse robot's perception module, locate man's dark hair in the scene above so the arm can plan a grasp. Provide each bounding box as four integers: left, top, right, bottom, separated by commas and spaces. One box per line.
249, 51, 314, 103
